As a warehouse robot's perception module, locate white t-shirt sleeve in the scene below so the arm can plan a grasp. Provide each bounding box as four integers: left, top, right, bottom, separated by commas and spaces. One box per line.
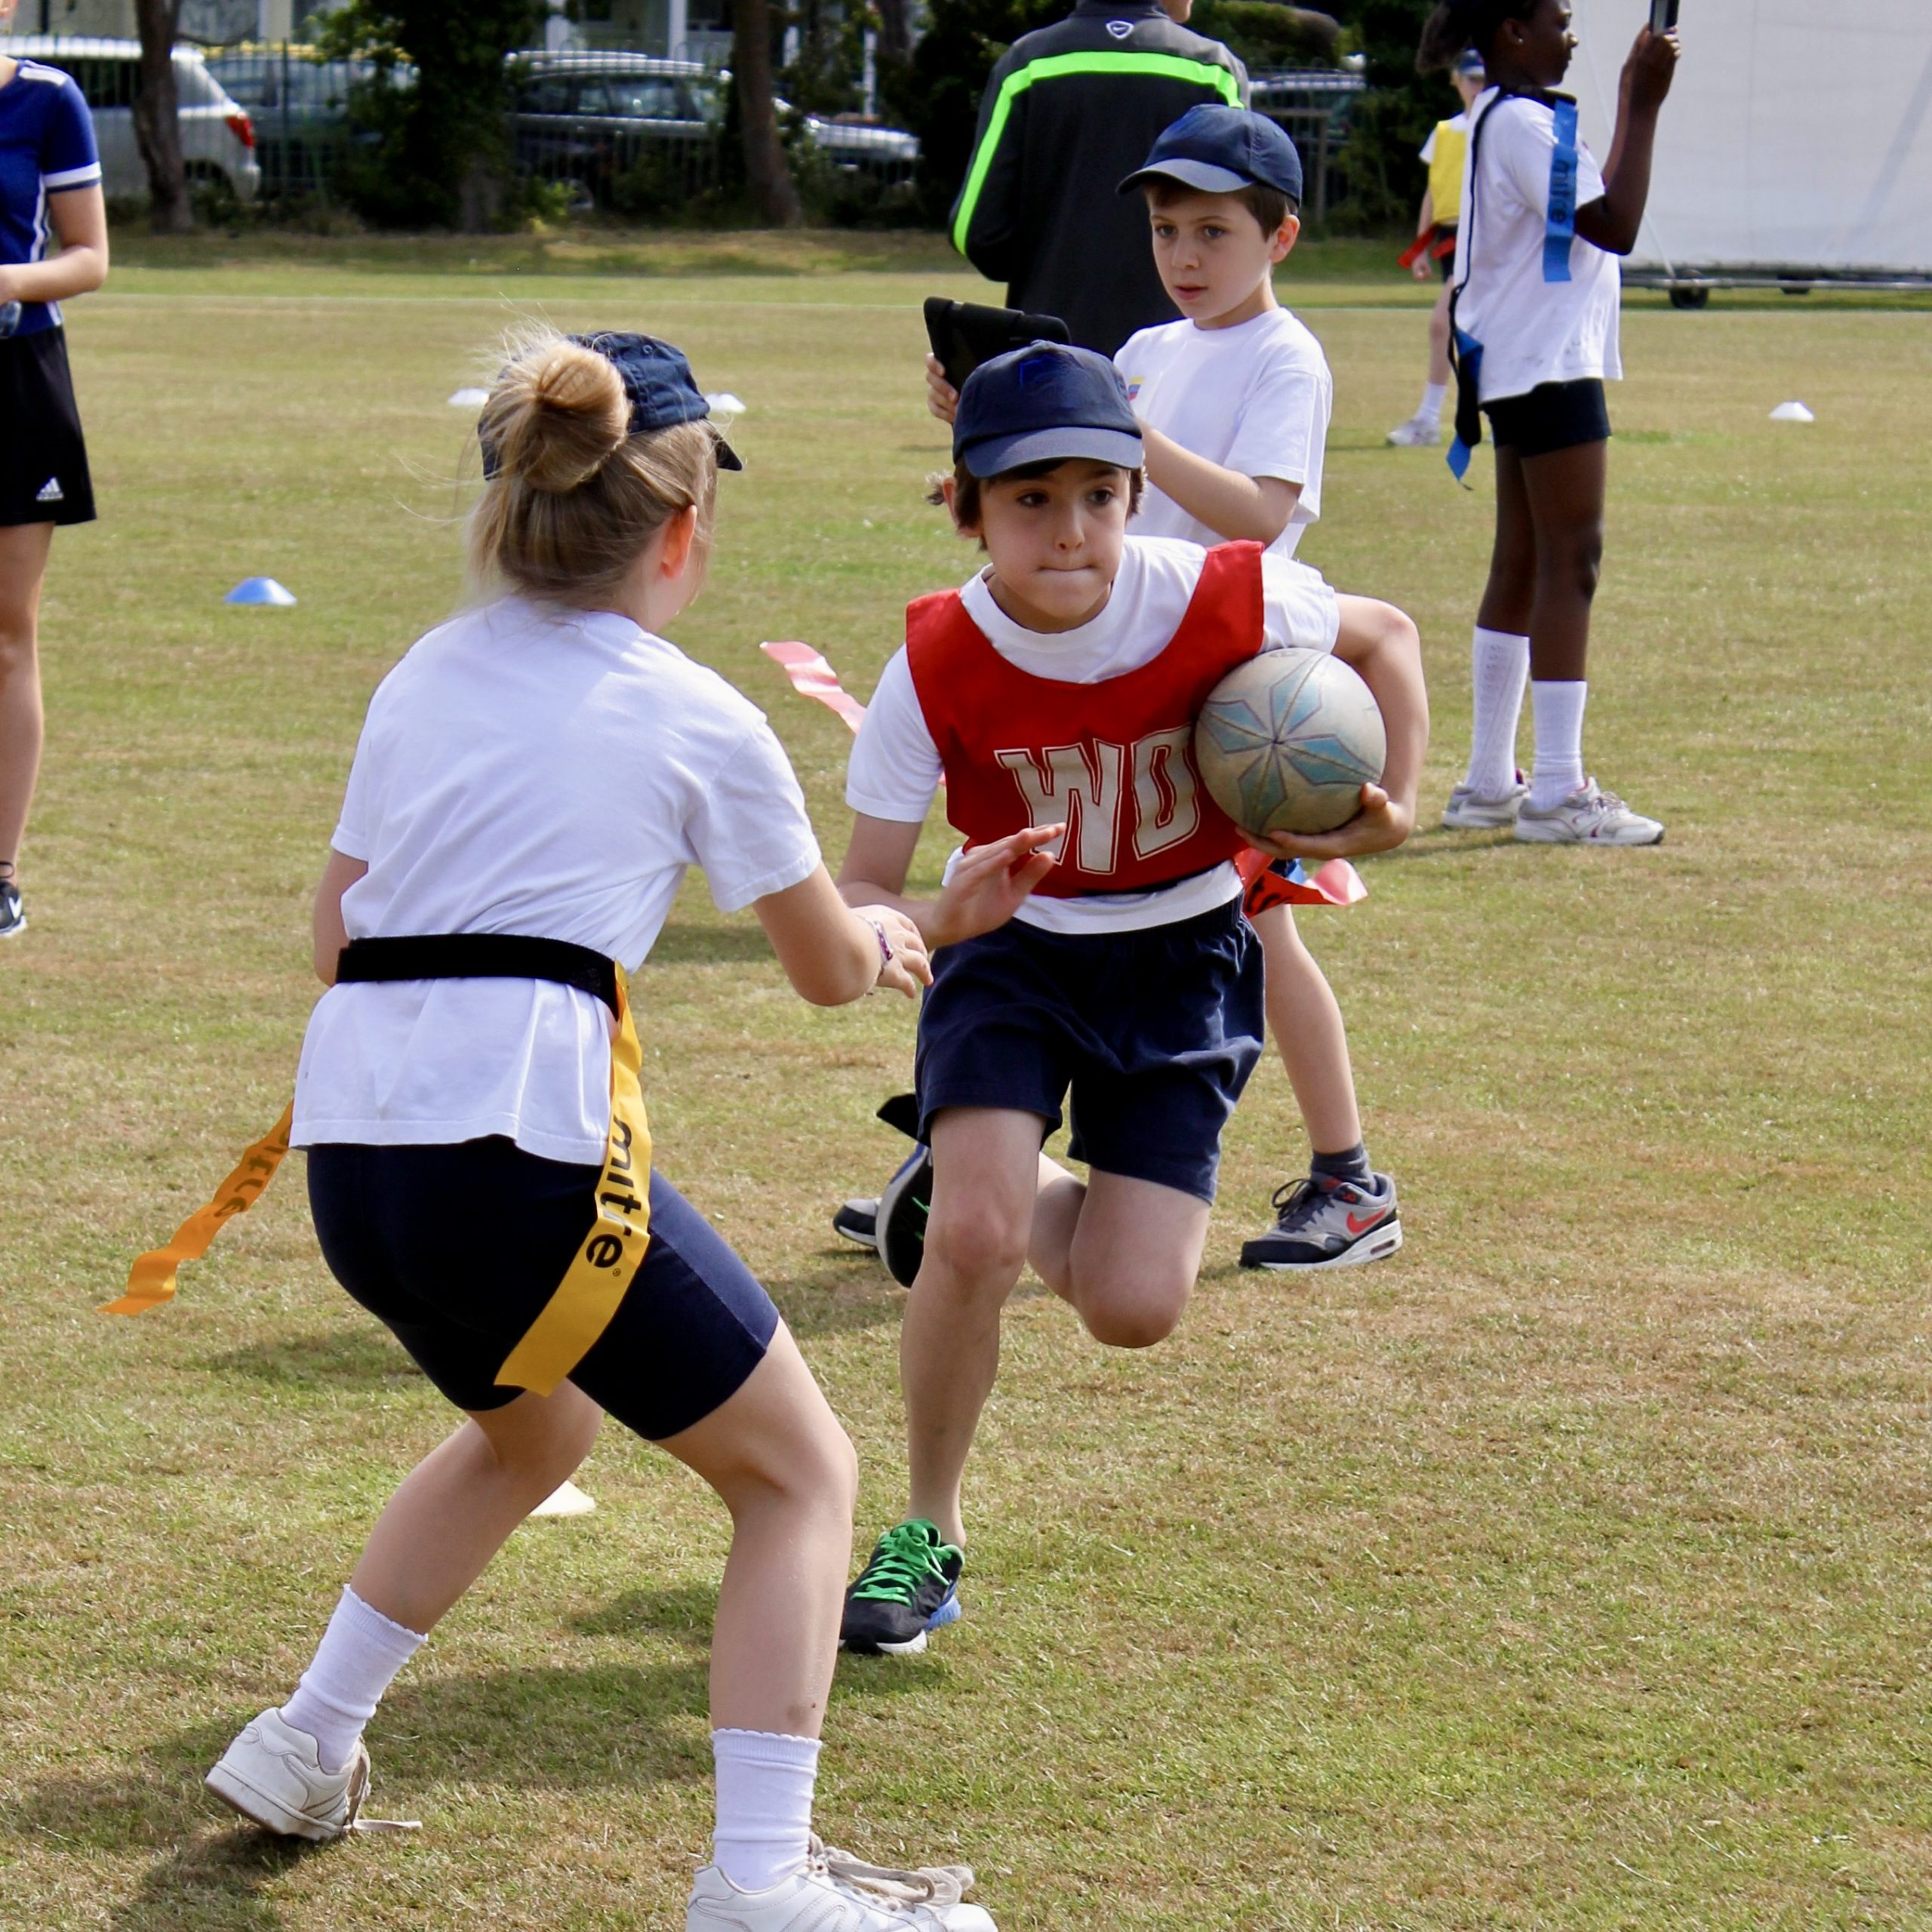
1420, 125, 1438, 165
1222, 346, 1328, 490
1496, 99, 1604, 217
330, 706, 383, 862
1260, 554, 1340, 654
686, 717, 824, 912
845, 648, 943, 823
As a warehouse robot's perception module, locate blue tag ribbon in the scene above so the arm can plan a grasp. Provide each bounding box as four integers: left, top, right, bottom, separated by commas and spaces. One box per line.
1447, 327, 1484, 481
1543, 96, 1580, 284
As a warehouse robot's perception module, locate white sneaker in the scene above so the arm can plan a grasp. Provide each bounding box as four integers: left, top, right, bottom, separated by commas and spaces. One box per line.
1515, 778, 1664, 846
1386, 414, 1444, 448
1441, 773, 1528, 830
688, 1838, 996, 1930
205, 1706, 419, 1841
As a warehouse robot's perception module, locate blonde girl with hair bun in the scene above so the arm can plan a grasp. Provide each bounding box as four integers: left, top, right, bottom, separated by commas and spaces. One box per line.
205, 330, 1005, 1931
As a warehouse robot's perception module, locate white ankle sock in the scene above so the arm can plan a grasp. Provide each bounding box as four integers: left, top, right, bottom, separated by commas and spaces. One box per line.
1417, 380, 1448, 426
712, 1728, 820, 1893
1466, 627, 1530, 797
281, 1586, 426, 1774
1529, 680, 1588, 811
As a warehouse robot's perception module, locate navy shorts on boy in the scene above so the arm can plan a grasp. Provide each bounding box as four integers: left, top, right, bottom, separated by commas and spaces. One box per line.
915, 897, 1265, 1204
308, 1138, 779, 1439
1482, 377, 1611, 457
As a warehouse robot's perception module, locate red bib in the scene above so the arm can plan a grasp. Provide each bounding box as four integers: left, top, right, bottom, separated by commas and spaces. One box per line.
906, 542, 1265, 899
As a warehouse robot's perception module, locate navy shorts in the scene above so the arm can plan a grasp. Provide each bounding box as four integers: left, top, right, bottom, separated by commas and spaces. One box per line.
914, 897, 1265, 1204
1484, 377, 1611, 457
306, 1138, 779, 1440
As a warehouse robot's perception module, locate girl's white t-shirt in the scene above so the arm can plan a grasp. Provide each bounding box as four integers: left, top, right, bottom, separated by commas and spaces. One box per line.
1454, 87, 1620, 404
1112, 306, 1331, 559
294, 596, 822, 1164
845, 536, 1340, 936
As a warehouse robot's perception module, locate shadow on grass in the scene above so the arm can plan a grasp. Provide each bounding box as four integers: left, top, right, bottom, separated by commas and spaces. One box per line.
643, 924, 774, 967
9, 1660, 715, 1928
203, 1327, 419, 1392
764, 1258, 906, 1339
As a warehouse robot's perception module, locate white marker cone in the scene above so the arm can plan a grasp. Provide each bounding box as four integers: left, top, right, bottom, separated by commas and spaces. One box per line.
448, 387, 489, 408
528, 1479, 596, 1518
1770, 401, 1815, 423
705, 392, 746, 421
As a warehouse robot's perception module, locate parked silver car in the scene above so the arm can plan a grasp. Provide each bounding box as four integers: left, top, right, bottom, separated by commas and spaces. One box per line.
11, 35, 261, 205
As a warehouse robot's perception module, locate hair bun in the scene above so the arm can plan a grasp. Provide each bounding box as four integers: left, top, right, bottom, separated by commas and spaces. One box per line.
483, 337, 629, 494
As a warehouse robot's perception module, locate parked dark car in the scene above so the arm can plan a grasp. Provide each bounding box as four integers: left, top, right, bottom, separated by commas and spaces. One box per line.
508, 51, 918, 211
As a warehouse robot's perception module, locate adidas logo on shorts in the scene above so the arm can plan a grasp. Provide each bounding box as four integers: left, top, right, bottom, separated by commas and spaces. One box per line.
35, 478, 63, 504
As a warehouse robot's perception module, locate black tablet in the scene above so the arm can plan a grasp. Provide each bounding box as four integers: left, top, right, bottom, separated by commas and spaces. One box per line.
924, 297, 1072, 394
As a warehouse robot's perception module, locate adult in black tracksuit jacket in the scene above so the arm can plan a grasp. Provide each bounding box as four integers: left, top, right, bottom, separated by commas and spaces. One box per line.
949, 0, 1249, 357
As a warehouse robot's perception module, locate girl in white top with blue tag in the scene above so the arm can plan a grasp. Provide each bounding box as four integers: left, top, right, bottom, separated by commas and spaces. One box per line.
204, 330, 999, 1932
1423, 0, 1678, 846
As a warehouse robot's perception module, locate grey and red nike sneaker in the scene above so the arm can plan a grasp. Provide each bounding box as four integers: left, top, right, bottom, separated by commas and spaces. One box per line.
1239, 1172, 1401, 1271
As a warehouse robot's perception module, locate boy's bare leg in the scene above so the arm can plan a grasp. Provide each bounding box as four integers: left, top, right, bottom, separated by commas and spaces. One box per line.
1063, 1171, 1211, 1348
1427, 277, 1454, 388
903, 1106, 1052, 1548
1250, 905, 1361, 1155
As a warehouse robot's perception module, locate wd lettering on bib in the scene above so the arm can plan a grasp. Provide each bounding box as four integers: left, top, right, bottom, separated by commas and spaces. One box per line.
907, 543, 1265, 897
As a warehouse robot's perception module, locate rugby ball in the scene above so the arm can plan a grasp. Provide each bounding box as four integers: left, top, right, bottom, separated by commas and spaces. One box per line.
1194, 649, 1386, 837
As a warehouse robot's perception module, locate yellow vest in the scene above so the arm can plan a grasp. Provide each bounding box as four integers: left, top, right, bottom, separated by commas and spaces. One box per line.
1428, 117, 1469, 227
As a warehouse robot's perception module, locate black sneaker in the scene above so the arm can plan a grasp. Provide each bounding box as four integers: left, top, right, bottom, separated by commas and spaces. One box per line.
832, 1198, 880, 1250
1239, 1172, 1402, 1271
841, 1518, 964, 1656
876, 1143, 933, 1288
0, 878, 23, 939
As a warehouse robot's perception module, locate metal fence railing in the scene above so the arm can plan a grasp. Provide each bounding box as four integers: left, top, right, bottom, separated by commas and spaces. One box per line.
22, 35, 918, 217
1249, 69, 1366, 226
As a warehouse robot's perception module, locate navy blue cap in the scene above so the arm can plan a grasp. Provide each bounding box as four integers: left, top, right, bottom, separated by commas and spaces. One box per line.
481, 331, 741, 477
953, 341, 1143, 479
1118, 103, 1304, 207
1456, 48, 1487, 76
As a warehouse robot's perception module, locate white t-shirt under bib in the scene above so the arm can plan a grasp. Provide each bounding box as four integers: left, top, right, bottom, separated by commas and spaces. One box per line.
845, 536, 1340, 936
1453, 88, 1620, 405
1112, 306, 1331, 559
294, 596, 823, 1164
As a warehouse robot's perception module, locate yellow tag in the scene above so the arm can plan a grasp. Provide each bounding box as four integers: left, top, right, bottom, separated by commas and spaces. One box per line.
103, 1104, 295, 1315
107, 968, 652, 1401
494, 968, 651, 1395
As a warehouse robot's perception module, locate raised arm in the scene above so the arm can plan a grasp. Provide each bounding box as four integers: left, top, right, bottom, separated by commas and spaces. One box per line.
1573, 26, 1679, 257
1138, 423, 1302, 546
838, 813, 1063, 950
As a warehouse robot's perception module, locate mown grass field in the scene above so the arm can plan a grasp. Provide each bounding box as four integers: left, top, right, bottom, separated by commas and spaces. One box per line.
2, 231, 1928, 1930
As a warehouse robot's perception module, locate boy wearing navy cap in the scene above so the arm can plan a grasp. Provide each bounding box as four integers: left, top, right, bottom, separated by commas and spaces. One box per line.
833, 341, 1425, 1654
1108, 105, 1429, 1272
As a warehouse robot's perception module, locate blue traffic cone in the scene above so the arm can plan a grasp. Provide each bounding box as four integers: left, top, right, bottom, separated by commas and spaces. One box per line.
225, 577, 297, 607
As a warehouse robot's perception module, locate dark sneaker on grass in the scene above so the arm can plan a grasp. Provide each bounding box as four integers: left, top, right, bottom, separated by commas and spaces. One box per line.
832, 1198, 880, 1251
0, 878, 24, 939
876, 1144, 933, 1288
1240, 1172, 1402, 1272
841, 1518, 964, 1656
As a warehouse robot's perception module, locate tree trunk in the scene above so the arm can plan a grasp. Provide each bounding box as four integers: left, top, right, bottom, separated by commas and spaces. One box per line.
132, 0, 193, 234
733, 0, 803, 228
875, 0, 911, 66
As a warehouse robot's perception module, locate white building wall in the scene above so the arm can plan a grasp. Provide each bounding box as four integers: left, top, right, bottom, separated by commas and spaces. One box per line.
1571, 0, 1932, 275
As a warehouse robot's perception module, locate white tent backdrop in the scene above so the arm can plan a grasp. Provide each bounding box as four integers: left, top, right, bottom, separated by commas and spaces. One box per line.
1570, 0, 1932, 279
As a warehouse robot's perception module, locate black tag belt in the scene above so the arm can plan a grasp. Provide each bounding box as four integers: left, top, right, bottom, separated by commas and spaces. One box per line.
335, 934, 620, 1017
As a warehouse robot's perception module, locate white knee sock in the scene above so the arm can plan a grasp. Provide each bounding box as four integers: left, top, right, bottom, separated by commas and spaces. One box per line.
1466, 627, 1531, 797
280, 1586, 426, 1773
1529, 680, 1588, 811
1417, 379, 1449, 427
712, 1728, 821, 1893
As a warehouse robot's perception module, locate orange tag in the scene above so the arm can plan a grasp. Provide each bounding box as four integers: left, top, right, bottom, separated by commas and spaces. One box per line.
103, 1103, 295, 1315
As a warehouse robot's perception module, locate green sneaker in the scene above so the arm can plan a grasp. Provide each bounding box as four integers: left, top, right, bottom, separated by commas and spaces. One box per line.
840, 1519, 964, 1656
